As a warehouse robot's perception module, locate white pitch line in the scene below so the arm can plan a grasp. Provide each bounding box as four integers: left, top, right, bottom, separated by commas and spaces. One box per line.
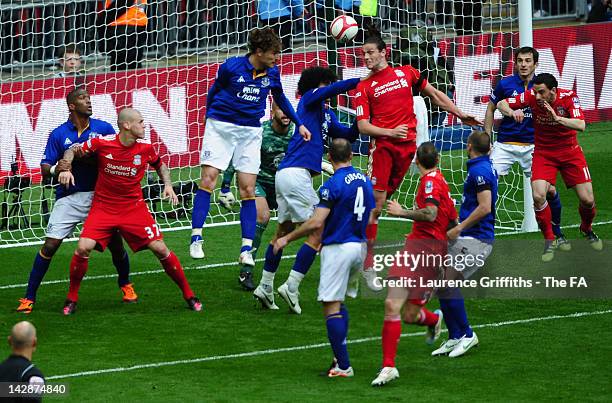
46, 309, 612, 380
497, 219, 612, 236
0, 254, 298, 290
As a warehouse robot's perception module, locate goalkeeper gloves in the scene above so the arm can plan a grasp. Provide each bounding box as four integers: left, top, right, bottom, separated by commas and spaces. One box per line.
218, 189, 236, 210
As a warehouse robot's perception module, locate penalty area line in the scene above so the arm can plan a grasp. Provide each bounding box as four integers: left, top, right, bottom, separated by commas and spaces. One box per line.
46, 309, 612, 380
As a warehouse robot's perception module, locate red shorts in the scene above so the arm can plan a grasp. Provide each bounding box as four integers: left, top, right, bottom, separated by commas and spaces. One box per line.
81, 201, 163, 252
387, 239, 446, 305
532, 146, 591, 188
368, 139, 416, 195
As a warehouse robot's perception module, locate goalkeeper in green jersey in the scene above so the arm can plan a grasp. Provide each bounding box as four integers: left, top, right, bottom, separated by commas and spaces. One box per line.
218, 101, 299, 290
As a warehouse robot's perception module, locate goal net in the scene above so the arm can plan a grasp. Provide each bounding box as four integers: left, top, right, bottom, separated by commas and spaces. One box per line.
0, 0, 527, 247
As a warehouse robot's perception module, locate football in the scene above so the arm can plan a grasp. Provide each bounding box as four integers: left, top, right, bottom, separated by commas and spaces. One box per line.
330, 15, 359, 43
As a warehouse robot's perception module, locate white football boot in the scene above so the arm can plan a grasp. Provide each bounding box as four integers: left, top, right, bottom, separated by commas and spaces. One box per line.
239, 250, 255, 267
448, 332, 479, 358
362, 268, 383, 292
371, 367, 399, 386
189, 240, 205, 259
425, 309, 444, 345
278, 282, 301, 314
253, 284, 279, 310
431, 338, 461, 356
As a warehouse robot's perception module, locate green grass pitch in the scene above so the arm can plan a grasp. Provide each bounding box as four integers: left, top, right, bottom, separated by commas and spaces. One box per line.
1, 122, 611, 401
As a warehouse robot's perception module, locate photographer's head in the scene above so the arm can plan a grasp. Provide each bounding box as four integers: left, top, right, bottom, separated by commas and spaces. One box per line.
467, 130, 491, 159
66, 87, 92, 118
415, 142, 439, 175
328, 138, 353, 170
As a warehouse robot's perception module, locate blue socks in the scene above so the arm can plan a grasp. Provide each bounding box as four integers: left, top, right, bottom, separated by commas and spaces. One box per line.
444, 288, 473, 338
326, 310, 350, 370
263, 244, 283, 273
240, 199, 256, 253
25, 252, 52, 301
547, 191, 562, 237
112, 251, 131, 287
291, 243, 317, 275
191, 189, 211, 243
439, 298, 461, 339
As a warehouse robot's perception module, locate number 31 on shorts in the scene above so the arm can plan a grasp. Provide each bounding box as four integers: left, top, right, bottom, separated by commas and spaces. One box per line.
144, 224, 161, 239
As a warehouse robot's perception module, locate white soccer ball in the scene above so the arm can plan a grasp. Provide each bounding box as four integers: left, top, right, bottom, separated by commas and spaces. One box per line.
330, 15, 359, 43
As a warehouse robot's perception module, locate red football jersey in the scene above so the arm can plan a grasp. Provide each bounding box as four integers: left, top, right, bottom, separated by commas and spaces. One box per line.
354, 65, 427, 144
506, 88, 584, 150
408, 170, 457, 241
81, 135, 162, 213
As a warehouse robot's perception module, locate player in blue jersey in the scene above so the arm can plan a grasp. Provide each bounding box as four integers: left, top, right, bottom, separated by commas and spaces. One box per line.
16, 87, 134, 314
190, 27, 311, 266
485, 47, 568, 249
253, 67, 377, 314
432, 130, 498, 358
273, 138, 375, 377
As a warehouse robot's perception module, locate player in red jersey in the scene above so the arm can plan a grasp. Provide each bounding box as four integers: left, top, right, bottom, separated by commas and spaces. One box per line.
497, 73, 602, 261
354, 25, 479, 289
371, 142, 458, 387
57, 108, 202, 314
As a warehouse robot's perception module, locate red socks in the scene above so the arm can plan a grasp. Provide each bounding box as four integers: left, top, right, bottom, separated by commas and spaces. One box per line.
67, 254, 89, 302
365, 223, 379, 269
534, 202, 555, 241
160, 251, 195, 300
416, 308, 439, 326
382, 318, 401, 368
579, 204, 596, 232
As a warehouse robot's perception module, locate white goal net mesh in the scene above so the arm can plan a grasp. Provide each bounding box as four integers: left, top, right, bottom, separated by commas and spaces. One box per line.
0, 0, 526, 246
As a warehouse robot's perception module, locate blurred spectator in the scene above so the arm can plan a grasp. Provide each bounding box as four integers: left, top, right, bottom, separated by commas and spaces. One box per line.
97, 0, 148, 71
56, 44, 83, 78
587, 0, 612, 22
258, 1, 304, 51
454, 0, 482, 36
0, 321, 45, 401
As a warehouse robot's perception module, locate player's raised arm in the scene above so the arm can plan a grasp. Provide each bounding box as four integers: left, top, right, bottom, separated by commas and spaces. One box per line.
420, 83, 483, 126
270, 80, 311, 141
328, 109, 359, 143
301, 78, 361, 108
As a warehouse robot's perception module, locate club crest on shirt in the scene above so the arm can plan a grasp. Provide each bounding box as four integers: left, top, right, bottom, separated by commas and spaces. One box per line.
425, 180, 433, 194
477, 175, 485, 185
320, 187, 330, 201
261, 77, 270, 87
572, 97, 581, 108
133, 154, 141, 166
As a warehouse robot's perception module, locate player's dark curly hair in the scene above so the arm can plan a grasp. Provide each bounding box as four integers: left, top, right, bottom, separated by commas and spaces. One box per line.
66, 86, 87, 107
297, 67, 338, 96
416, 142, 439, 169
534, 73, 558, 90
248, 27, 282, 54
364, 23, 386, 51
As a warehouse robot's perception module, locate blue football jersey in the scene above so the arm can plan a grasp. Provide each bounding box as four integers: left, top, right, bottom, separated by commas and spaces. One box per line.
205, 55, 301, 128
489, 74, 535, 144
459, 155, 498, 242
317, 166, 375, 245
41, 118, 115, 200
279, 78, 360, 174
